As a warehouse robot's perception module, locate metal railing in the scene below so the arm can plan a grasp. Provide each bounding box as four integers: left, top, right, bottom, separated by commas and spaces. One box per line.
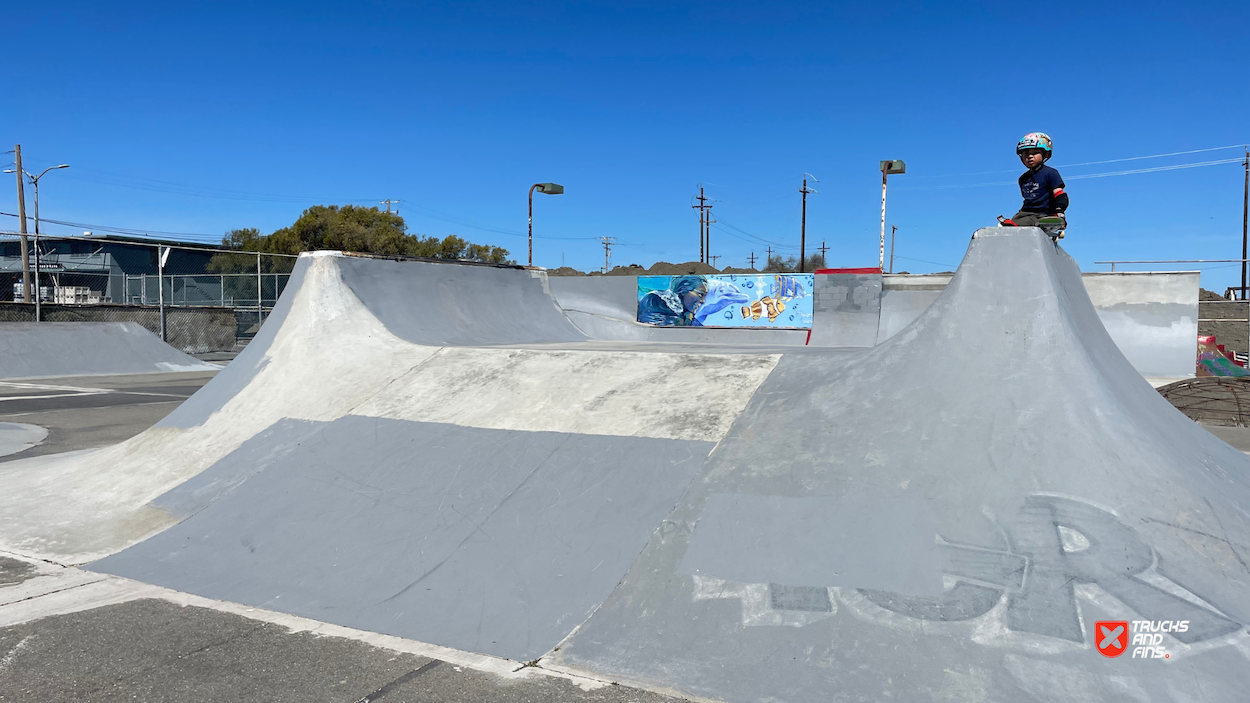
1095, 258, 1250, 272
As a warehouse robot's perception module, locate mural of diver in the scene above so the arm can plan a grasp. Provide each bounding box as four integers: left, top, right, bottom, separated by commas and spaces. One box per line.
637, 275, 752, 326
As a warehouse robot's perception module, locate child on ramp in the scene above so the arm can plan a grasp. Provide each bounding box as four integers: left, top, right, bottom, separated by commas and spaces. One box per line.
999, 132, 1069, 236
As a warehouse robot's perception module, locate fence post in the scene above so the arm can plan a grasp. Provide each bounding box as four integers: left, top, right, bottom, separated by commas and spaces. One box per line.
158, 246, 167, 341
257, 253, 263, 327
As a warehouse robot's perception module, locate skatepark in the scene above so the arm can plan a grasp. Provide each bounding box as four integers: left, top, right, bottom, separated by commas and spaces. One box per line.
2, 227, 1248, 702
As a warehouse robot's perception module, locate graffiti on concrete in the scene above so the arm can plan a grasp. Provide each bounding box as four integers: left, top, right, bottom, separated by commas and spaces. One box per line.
692, 494, 1244, 647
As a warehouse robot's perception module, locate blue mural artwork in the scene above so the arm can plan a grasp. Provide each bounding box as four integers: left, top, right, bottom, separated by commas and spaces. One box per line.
637, 274, 814, 329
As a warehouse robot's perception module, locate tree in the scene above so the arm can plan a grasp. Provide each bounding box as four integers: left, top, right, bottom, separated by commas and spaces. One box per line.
763, 253, 826, 272
207, 205, 514, 275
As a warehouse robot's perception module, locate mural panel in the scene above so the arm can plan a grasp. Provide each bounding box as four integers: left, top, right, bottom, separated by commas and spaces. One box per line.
637, 274, 814, 329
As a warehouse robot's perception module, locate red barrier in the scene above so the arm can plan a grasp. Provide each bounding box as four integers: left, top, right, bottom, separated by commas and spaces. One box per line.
813, 267, 882, 275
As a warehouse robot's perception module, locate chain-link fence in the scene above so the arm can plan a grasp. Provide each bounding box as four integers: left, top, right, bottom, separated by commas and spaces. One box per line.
1, 232, 297, 354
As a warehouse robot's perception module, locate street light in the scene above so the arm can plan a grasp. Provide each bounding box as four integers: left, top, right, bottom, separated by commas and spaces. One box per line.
528, 182, 564, 267
878, 160, 905, 271
4, 164, 69, 318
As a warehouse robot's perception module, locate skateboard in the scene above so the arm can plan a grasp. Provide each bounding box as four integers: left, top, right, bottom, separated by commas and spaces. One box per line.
998, 215, 1066, 240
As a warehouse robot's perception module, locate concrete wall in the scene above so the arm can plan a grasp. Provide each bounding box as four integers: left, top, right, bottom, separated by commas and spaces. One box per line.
1082, 272, 1199, 378
1198, 299, 1249, 356
808, 274, 881, 347
546, 270, 1198, 376
548, 273, 879, 347
877, 274, 953, 344
877, 271, 1198, 378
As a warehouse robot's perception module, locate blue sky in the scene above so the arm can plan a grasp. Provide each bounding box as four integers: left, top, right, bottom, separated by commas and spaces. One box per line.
4, 1, 1249, 288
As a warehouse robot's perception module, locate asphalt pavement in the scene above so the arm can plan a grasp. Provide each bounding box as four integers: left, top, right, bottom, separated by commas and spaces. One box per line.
0, 371, 219, 461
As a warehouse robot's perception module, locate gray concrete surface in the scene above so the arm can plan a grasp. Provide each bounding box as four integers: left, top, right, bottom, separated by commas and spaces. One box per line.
0, 557, 36, 587
876, 273, 952, 343
340, 256, 589, 346
1199, 423, 1250, 452
5, 236, 1247, 702
876, 271, 1199, 378
808, 272, 881, 347
93, 416, 715, 661
0, 322, 219, 380
554, 229, 1250, 702
0, 598, 686, 703
0, 423, 46, 458
1083, 271, 1199, 378
0, 372, 217, 461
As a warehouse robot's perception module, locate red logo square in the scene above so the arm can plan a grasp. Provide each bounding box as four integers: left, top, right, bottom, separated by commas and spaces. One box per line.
1095, 620, 1129, 658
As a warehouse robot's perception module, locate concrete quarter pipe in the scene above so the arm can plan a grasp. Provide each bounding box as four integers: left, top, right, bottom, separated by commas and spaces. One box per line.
0, 321, 218, 379
75, 230, 1250, 702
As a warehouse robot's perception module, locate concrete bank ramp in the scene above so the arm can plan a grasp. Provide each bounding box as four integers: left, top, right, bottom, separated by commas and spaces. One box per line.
78, 251, 781, 659
550, 229, 1250, 701
20, 233, 1249, 702
0, 321, 217, 379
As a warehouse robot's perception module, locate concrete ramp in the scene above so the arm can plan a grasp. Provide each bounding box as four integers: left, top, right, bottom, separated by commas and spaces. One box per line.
0, 321, 218, 379
553, 229, 1250, 701
9, 232, 1249, 702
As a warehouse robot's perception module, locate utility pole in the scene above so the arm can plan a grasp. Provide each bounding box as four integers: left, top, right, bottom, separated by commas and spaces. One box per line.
709, 254, 721, 269
380, 198, 400, 213
1242, 148, 1248, 299
817, 239, 829, 269
600, 236, 616, 273
692, 185, 713, 263
889, 225, 898, 274
706, 209, 715, 264
799, 174, 818, 273
13, 145, 29, 302
765, 245, 774, 271
747, 251, 757, 270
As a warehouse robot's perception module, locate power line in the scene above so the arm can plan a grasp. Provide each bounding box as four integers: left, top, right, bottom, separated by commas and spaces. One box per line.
711, 214, 799, 249
1066, 158, 1245, 180
896, 157, 1245, 192
53, 169, 378, 204
400, 200, 599, 241
0, 211, 221, 241
893, 255, 956, 269
905, 144, 1249, 180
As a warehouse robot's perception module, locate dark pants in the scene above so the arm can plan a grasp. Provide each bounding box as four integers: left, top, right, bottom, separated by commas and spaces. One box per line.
1010, 211, 1050, 227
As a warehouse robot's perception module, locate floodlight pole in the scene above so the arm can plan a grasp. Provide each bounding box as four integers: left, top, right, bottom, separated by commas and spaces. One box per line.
528, 182, 564, 267
23, 164, 70, 320
879, 160, 905, 271
529, 185, 536, 266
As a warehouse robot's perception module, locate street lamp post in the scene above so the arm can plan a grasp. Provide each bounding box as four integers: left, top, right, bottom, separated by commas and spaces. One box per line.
528, 182, 564, 267
4, 163, 68, 320
878, 160, 905, 271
